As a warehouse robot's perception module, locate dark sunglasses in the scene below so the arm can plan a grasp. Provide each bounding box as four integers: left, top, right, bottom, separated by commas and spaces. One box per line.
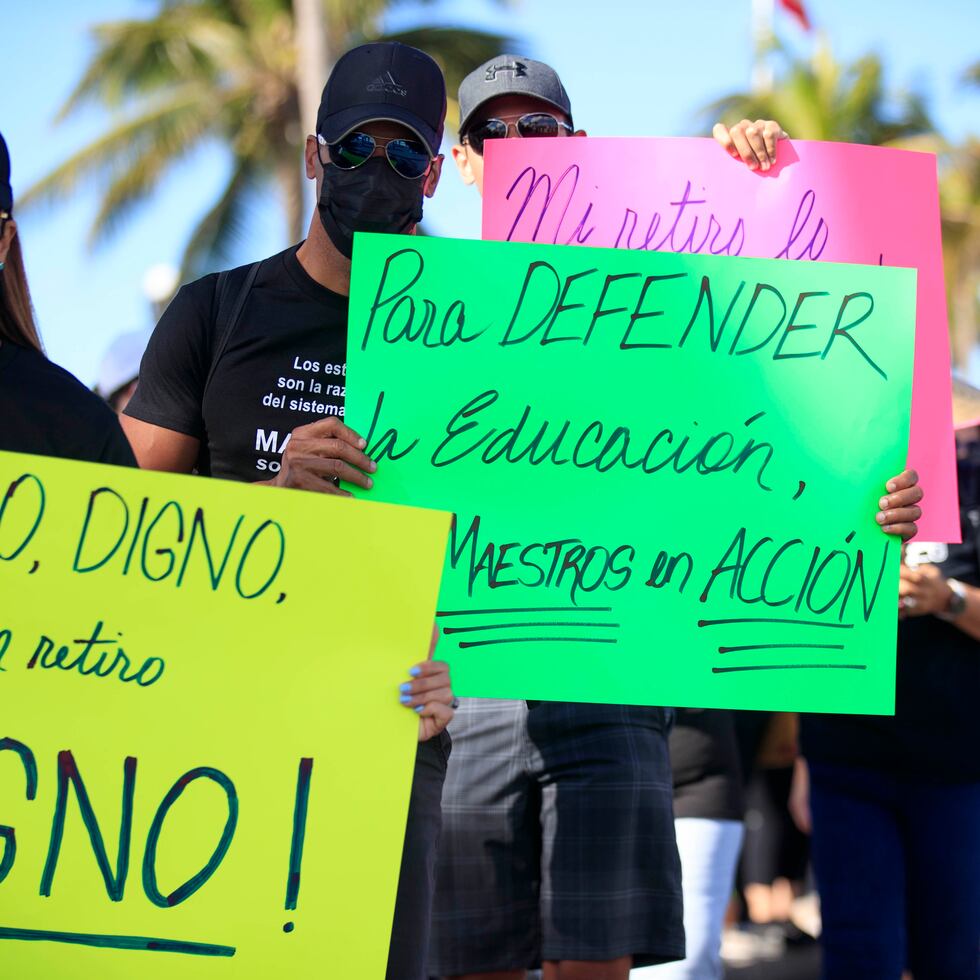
462, 112, 574, 155
317, 132, 432, 181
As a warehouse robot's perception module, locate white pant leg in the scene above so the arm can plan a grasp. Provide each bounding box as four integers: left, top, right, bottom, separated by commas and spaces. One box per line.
632, 818, 744, 980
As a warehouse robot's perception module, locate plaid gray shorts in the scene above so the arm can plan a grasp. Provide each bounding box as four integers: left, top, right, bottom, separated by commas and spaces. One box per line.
428, 699, 684, 974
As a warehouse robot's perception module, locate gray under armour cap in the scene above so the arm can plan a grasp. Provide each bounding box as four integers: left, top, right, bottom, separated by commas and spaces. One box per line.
457, 55, 573, 136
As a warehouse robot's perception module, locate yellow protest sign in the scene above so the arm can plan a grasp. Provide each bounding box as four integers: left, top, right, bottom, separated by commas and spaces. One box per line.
0, 450, 450, 978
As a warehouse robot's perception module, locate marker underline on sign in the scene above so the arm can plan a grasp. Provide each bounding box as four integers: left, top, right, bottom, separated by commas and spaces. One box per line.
437, 607, 613, 617
0, 927, 236, 957
698, 618, 854, 629
459, 637, 619, 648
444, 621, 621, 634
718, 643, 846, 654
711, 664, 867, 674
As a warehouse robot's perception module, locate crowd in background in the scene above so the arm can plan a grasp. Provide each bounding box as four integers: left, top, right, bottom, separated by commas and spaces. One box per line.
0, 36, 977, 980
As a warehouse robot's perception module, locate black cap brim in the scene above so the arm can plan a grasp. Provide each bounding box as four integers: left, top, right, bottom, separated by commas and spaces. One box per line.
320, 104, 440, 157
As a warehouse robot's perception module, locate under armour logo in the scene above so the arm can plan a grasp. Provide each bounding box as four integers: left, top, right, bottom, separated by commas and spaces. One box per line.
485, 61, 528, 81
368, 71, 407, 97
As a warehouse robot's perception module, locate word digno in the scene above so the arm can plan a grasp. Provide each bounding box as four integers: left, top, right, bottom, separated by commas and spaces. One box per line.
0, 733, 312, 956
358, 247, 888, 381
0, 471, 287, 600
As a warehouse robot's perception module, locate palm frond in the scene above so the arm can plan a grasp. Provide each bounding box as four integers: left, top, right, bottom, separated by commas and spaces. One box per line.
33, 0, 522, 271
180, 156, 259, 278
21, 87, 230, 211
700, 44, 933, 145
58, 9, 242, 117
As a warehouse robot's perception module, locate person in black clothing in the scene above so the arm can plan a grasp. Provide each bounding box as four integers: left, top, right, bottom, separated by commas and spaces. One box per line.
794, 379, 980, 980
0, 129, 134, 466
121, 43, 454, 980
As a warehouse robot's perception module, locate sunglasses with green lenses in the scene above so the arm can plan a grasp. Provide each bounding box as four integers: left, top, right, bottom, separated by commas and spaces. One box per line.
317, 132, 433, 181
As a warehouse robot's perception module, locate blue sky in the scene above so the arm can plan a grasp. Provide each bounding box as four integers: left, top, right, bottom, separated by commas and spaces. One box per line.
5, 0, 979, 386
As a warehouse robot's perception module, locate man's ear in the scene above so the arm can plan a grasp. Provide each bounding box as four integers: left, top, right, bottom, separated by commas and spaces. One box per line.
451, 144, 476, 185
304, 136, 320, 180
424, 155, 444, 198
573, 129, 587, 138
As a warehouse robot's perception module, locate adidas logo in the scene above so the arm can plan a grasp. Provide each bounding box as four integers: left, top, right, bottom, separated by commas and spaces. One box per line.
485, 61, 527, 81
367, 71, 407, 97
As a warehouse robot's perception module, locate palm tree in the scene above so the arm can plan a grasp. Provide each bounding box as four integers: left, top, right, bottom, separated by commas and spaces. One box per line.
940, 138, 980, 368
939, 63, 980, 369
702, 41, 980, 369
703, 39, 932, 144
20, 0, 513, 277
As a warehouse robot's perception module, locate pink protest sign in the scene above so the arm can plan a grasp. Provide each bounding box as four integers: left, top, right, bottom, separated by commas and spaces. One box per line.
483, 137, 958, 542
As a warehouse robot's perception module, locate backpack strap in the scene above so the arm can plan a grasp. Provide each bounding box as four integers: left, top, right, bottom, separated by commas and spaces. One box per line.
203, 259, 262, 402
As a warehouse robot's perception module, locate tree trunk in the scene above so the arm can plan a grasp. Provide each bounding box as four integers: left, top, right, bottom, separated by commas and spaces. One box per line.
293, 0, 329, 136
278, 156, 306, 244
951, 255, 978, 371
292, 0, 333, 222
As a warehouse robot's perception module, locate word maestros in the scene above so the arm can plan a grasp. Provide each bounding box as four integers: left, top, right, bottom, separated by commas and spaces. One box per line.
0, 472, 287, 600
359, 247, 888, 381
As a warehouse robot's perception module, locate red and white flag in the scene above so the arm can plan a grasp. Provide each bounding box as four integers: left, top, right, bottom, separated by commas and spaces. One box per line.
778, 0, 812, 30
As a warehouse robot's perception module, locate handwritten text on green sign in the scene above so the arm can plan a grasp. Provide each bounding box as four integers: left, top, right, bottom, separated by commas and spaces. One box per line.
346, 233, 916, 714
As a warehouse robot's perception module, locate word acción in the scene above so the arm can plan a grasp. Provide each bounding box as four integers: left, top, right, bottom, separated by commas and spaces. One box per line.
359, 249, 887, 381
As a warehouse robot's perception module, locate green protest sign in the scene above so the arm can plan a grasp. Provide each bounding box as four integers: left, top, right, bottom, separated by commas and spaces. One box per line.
346, 233, 916, 714
0, 450, 450, 977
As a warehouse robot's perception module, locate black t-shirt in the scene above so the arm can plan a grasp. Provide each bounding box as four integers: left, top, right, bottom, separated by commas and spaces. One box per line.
670, 708, 745, 820
802, 447, 980, 782
125, 245, 349, 483
0, 341, 135, 466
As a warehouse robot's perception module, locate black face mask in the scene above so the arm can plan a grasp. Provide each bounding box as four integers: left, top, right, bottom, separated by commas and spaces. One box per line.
317, 158, 425, 258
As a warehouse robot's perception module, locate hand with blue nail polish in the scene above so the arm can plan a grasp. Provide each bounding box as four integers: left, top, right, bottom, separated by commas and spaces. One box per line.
400, 623, 455, 741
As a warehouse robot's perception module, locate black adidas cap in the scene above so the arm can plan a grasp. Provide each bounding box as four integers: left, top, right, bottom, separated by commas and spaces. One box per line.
0, 131, 12, 212
317, 42, 447, 157
458, 55, 573, 137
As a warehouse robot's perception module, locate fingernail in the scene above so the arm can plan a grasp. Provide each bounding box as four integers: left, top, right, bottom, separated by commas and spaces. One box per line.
413, 705, 424, 713
879, 497, 889, 509
400, 694, 413, 704
876, 512, 886, 523
369, 461, 378, 473
366, 477, 374, 489
886, 481, 897, 492
749, 161, 758, 169
761, 161, 770, 171
399, 682, 412, 693
358, 438, 367, 449
409, 666, 421, 677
